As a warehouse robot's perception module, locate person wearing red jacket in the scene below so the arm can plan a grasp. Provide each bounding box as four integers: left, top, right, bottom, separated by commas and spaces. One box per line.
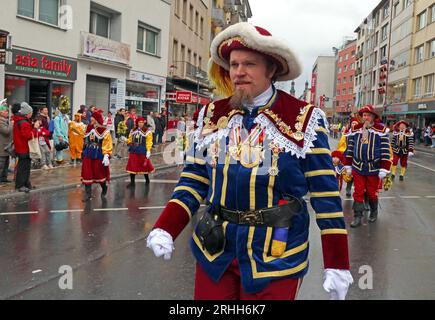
12, 102, 39, 193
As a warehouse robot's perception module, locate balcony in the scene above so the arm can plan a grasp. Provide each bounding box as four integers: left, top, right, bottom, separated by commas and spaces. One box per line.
170, 60, 208, 86
212, 7, 226, 27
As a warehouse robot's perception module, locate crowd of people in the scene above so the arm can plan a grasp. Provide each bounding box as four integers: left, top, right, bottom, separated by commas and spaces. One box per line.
0, 98, 188, 193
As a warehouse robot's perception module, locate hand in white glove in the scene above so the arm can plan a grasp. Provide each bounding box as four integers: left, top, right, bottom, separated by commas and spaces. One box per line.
344, 166, 352, 176
147, 228, 174, 260
323, 269, 353, 300
378, 169, 389, 179
408, 152, 414, 157
102, 154, 110, 166
146, 151, 151, 158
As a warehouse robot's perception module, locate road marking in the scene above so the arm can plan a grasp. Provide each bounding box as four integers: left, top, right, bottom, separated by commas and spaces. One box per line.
414, 150, 434, 157
93, 208, 129, 212
0, 211, 39, 216
124, 179, 179, 183
50, 209, 84, 213
378, 196, 396, 199
139, 204, 206, 210
400, 196, 421, 199
408, 161, 435, 173
425, 196, 435, 198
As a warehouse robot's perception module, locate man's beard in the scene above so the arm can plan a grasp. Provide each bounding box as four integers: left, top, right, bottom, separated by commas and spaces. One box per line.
229, 88, 254, 110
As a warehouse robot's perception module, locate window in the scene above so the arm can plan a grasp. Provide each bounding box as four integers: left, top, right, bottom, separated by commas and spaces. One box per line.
413, 78, 422, 97
429, 39, 435, 58
339, 56, 343, 63
189, 5, 194, 29
381, 45, 387, 60
345, 53, 349, 60
17, 0, 59, 26
200, 17, 204, 38
415, 45, 424, 63
392, 50, 409, 70
418, 11, 427, 31
90, 12, 110, 38
383, 4, 390, 20
344, 65, 347, 72
182, 0, 187, 22
137, 25, 159, 55
404, 0, 411, 10
338, 67, 342, 74
337, 79, 341, 85
193, 53, 197, 66
337, 90, 340, 96
198, 56, 202, 70
18, 0, 34, 18
174, 0, 180, 17
195, 11, 199, 34
350, 75, 353, 82
431, 5, 435, 24
343, 77, 347, 84
393, 2, 399, 18
381, 24, 388, 41
424, 74, 434, 96
172, 40, 178, 66
349, 88, 353, 94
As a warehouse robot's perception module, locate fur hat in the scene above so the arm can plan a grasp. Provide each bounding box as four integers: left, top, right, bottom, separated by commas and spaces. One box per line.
209, 22, 302, 97
92, 110, 104, 125
19, 102, 33, 115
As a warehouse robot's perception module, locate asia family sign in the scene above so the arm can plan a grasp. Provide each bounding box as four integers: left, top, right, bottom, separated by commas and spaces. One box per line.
6, 49, 77, 81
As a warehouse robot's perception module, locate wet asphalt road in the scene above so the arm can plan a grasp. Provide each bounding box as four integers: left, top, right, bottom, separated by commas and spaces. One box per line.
0, 143, 434, 300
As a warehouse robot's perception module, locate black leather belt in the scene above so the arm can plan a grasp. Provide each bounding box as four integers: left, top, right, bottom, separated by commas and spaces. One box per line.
211, 195, 303, 227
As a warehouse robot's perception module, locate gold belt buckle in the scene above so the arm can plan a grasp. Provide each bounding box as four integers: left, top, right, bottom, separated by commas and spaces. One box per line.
239, 210, 263, 224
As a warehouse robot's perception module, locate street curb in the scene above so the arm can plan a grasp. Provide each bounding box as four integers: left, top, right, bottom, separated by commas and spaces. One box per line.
0, 164, 180, 201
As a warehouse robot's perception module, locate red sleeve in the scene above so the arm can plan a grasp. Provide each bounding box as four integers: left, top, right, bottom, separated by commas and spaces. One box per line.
153, 201, 191, 240
321, 234, 350, 270
20, 121, 37, 141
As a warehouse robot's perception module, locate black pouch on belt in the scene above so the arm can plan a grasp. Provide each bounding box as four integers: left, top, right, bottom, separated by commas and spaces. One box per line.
196, 211, 225, 255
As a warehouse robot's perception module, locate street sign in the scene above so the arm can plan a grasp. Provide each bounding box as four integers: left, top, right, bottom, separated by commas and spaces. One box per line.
176, 91, 192, 103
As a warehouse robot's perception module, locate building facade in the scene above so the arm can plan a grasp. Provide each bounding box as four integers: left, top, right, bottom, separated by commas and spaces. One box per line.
335, 40, 357, 121
1, 0, 171, 117
311, 56, 336, 120
354, 0, 393, 115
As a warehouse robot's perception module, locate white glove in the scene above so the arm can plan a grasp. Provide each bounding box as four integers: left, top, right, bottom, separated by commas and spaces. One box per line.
378, 169, 389, 179
323, 269, 353, 300
408, 152, 414, 157
147, 228, 174, 260
102, 154, 110, 166
344, 166, 352, 176
146, 151, 151, 158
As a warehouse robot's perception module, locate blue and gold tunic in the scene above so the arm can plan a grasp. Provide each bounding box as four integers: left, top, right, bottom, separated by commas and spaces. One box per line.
155, 90, 349, 293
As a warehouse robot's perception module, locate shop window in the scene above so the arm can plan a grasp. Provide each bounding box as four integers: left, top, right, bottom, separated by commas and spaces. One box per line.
51, 82, 72, 116
5, 76, 27, 106
17, 0, 59, 26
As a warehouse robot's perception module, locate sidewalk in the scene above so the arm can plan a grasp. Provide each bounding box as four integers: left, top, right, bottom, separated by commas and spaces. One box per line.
0, 143, 179, 200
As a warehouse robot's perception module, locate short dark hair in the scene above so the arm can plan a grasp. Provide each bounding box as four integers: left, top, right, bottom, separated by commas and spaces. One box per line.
39, 106, 48, 111
12, 103, 21, 115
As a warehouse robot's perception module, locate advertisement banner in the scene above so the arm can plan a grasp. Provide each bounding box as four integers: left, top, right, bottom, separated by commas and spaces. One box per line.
176, 91, 192, 103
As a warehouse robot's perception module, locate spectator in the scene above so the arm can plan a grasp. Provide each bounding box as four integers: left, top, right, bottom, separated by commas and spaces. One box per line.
0, 100, 13, 183
86, 105, 96, 127
114, 108, 126, 139
424, 124, 432, 146
13, 102, 39, 192
155, 113, 165, 145
53, 108, 70, 164
126, 106, 137, 136
147, 111, 156, 145
104, 111, 115, 143
77, 105, 88, 125
114, 115, 129, 159
431, 124, 435, 148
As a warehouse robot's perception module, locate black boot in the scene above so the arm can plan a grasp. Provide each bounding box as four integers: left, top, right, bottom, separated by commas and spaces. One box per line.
126, 174, 136, 188
368, 199, 379, 223
351, 201, 365, 228
101, 182, 108, 197
145, 174, 150, 184
399, 175, 404, 181
82, 185, 92, 202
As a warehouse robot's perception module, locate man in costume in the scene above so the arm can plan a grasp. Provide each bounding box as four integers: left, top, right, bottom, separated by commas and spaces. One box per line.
81, 110, 112, 201
344, 105, 391, 227
391, 120, 414, 181
68, 112, 86, 164
147, 22, 352, 300
125, 117, 154, 187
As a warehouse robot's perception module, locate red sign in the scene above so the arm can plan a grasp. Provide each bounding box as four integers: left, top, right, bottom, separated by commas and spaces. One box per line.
176, 91, 192, 103
310, 73, 317, 105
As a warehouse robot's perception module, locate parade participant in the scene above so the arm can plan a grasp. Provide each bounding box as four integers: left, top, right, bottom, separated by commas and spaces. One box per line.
344, 105, 391, 227
147, 22, 352, 300
337, 117, 360, 197
331, 150, 351, 191
391, 120, 414, 181
125, 117, 154, 187
68, 113, 86, 164
81, 110, 112, 201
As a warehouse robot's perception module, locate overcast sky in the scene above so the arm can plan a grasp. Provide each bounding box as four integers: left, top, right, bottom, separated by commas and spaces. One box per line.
248, 0, 381, 97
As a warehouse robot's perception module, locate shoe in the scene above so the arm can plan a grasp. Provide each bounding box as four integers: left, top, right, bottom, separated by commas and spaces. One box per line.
42, 165, 49, 170
70, 160, 75, 165
368, 200, 378, 223
101, 183, 108, 197
350, 216, 362, 228
391, 174, 395, 180
17, 187, 30, 193
346, 191, 352, 198
399, 176, 404, 181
